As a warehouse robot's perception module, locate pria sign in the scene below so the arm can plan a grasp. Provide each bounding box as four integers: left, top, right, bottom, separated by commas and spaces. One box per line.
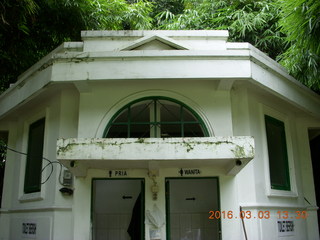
179, 168, 201, 176
108, 170, 128, 177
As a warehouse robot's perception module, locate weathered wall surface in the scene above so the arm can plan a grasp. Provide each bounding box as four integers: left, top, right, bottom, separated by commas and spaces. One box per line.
0, 30, 319, 240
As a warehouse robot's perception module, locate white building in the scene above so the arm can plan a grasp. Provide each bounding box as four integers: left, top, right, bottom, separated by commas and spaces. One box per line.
0, 30, 319, 240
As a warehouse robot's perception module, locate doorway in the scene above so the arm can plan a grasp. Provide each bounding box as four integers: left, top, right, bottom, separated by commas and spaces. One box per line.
165, 178, 220, 240
92, 179, 145, 240
309, 130, 320, 234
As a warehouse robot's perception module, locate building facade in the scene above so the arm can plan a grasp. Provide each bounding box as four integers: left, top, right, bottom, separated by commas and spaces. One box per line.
0, 30, 319, 240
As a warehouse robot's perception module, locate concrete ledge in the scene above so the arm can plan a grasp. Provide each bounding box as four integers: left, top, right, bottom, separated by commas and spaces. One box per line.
57, 137, 254, 177
81, 30, 229, 39
0, 206, 73, 213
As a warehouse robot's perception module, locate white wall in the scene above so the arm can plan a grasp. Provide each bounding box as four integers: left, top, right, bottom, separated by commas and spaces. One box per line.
1, 79, 319, 240
76, 80, 233, 138
0, 86, 79, 240
231, 83, 319, 240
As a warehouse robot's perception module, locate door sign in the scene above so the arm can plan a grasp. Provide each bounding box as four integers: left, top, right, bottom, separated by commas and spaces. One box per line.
108, 170, 128, 177
179, 168, 201, 176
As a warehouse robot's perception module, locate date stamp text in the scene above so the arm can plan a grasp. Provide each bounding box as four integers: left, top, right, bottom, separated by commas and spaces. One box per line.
208, 210, 308, 220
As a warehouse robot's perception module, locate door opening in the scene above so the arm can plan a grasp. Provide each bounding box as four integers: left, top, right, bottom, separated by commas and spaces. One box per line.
166, 178, 220, 240
309, 129, 320, 234
92, 179, 145, 240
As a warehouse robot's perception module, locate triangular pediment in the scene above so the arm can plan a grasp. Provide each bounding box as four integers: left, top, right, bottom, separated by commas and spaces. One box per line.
119, 34, 189, 51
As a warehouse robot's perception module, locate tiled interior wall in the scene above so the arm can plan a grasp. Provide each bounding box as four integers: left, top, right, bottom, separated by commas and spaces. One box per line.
93, 212, 219, 240
170, 213, 219, 240
93, 214, 131, 240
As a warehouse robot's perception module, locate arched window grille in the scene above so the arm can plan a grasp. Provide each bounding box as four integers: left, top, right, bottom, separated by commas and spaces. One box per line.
104, 97, 208, 138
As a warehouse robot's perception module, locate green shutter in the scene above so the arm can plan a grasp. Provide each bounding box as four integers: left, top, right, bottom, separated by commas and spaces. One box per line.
265, 115, 290, 191
24, 118, 45, 193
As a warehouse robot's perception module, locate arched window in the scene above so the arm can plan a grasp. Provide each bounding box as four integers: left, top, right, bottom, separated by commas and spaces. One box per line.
104, 97, 208, 138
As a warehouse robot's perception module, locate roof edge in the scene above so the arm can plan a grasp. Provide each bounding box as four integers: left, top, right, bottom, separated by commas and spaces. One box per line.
0, 42, 83, 99
246, 43, 320, 99
81, 30, 229, 39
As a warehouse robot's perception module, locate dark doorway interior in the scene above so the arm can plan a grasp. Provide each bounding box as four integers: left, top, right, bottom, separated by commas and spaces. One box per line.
309, 129, 320, 234
0, 131, 8, 208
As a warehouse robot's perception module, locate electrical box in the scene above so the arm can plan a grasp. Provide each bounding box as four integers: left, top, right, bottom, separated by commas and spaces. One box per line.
63, 170, 73, 186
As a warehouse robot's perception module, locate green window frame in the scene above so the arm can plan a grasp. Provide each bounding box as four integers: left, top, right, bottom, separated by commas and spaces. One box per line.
24, 118, 45, 194
265, 115, 290, 191
104, 97, 208, 138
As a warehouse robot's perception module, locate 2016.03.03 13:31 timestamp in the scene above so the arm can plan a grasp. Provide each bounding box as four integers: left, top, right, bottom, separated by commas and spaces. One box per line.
208, 210, 309, 220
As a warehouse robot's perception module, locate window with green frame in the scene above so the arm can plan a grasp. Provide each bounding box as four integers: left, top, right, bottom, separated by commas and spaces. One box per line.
24, 118, 45, 194
104, 97, 208, 138
265, 115, 290, 191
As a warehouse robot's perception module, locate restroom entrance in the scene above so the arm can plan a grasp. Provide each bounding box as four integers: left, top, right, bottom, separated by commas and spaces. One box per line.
166, 178, 220, 240
92, 179, 144, 240
309, 130, 320, 235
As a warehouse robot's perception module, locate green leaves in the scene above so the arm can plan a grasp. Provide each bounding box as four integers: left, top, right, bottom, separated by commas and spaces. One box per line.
278, 0, 320, 92
0, 0, 154, 92
156, 0, 286, 59
83, 0, 153, 30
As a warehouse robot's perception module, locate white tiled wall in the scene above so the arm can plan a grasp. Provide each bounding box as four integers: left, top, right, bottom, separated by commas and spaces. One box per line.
170, 213, 219, 240
93, 214, 131, 240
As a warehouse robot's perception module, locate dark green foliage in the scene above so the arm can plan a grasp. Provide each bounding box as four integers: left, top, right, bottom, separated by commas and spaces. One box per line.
151, 0, 184, 19
0, 0, 38, 91
0, 0, 85, 91
0, 0, 153, 92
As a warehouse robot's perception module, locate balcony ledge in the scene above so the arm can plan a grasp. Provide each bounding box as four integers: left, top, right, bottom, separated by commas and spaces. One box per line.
56, 137, 254, 177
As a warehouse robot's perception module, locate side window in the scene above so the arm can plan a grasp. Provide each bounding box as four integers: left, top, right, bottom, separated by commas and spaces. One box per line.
24, 118, 45, 194
265, 115, 290, 191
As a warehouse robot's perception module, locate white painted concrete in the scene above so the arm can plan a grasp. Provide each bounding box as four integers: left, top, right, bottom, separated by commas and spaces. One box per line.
57, 137, 254, 177
0, 30, 319, 240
